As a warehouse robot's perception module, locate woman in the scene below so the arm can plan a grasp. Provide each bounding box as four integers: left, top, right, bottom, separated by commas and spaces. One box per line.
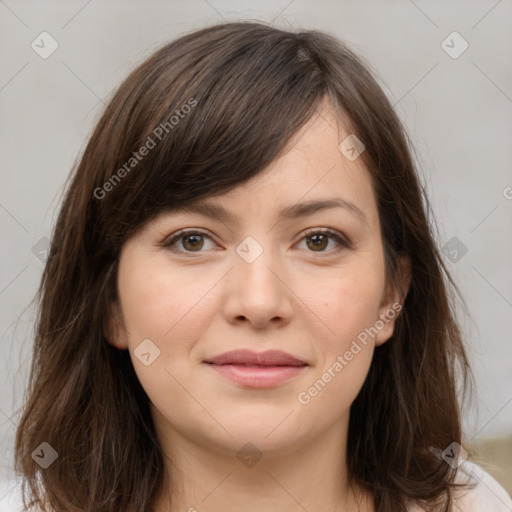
12, 21, 512, 512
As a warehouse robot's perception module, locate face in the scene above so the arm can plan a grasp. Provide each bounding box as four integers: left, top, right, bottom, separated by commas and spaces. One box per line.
107, 102, 409, 458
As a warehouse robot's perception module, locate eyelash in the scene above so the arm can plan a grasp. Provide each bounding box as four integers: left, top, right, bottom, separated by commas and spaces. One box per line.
162, 228, 350, 256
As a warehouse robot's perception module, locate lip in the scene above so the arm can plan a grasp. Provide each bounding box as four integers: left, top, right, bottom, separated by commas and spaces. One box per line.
204, 349, 308, 388
205, 349, 307, 366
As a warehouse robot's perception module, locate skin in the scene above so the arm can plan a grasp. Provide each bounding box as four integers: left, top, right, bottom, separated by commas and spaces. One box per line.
107, 100, 411, 512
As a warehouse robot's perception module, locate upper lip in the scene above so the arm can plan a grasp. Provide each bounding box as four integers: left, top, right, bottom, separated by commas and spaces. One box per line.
204, 349, 308, 367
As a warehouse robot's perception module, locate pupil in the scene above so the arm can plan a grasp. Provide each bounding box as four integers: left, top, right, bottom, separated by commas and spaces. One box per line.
184, 235, 203, 250
309, 234, 327, 251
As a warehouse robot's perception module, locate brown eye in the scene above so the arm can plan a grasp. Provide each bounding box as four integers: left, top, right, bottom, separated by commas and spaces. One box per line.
163, 230, 216, 253
181, 234, 204, 251
297, 229, 349, 255
163, 228, 349, 256
305, 233, 329, 251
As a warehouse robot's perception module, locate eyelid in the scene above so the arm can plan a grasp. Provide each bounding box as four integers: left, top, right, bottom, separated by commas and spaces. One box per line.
162, 227, 215, 244
300, 227, 350, 246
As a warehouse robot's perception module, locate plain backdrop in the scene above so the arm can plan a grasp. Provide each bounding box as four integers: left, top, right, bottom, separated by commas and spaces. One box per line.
1, 0, 511, 487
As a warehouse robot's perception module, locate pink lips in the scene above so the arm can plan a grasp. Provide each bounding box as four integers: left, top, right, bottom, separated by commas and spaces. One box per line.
204, 349, 308, 388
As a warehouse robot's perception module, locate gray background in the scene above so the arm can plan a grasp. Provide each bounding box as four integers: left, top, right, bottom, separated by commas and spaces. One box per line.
1, 0, 511, 490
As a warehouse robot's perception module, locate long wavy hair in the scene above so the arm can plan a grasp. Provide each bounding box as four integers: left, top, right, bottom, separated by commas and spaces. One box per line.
14, 21, 473, 512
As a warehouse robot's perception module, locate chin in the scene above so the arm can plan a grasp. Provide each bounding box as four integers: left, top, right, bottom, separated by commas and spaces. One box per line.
205, 410, 312, 454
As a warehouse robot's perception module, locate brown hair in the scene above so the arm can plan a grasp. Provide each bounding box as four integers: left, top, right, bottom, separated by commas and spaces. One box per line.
14, 21, 473, 511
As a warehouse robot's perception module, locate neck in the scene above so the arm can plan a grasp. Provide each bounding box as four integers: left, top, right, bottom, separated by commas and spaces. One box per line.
151, 409, 373, 512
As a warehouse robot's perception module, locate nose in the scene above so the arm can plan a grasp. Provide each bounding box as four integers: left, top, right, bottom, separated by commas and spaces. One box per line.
221, 243, 294, 329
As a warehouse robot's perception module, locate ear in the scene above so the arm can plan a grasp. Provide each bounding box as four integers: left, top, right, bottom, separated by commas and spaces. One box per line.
374, 254, 411, 347
104, 300, 129, 350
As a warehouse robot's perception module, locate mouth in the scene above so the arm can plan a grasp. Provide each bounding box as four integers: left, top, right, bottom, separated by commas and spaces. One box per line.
203, 349, 308, 388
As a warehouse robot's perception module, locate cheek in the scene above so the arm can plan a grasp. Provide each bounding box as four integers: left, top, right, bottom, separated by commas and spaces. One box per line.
118, 254, 215, 346
313, 267, 385, 345
295, 275, 382, 416
299, 262, 385, 389
117, 255, 218, 420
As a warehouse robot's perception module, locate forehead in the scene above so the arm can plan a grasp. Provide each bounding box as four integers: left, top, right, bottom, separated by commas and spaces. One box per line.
163, 197, 369, 229
149, 107, 378, 235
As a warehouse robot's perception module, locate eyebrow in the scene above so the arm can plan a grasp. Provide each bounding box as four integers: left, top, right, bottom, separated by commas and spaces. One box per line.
172, 198, 368, 225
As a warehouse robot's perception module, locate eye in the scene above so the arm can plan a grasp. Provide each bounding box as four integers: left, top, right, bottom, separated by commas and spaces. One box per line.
163, 229, 217, 254
163, 228, 349, 255
296, 228, 350, 254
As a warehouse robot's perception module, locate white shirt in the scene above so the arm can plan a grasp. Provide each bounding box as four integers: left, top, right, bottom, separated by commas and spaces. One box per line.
408, 460, 512, 511
1, 460, 511, 511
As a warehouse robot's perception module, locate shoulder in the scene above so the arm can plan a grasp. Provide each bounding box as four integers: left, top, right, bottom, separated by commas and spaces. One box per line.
451, 460, 512, 511
408, 460, 512, 512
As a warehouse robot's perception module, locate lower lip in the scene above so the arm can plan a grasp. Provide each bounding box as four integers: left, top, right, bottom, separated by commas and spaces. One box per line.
206, 363, 306, 388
